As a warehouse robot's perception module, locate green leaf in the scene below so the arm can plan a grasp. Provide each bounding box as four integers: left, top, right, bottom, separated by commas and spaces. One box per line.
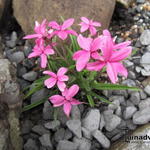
87, 95, 95, 107
91, 82, 140, 91
90, 92, 112, 104
22, 98, 47, 112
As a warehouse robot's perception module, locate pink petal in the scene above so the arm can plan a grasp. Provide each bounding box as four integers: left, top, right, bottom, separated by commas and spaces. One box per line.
89, 26, 97, 36
81, 17, 89, 24
49, 95, 65, 106
103, 29, 111, 37
62, 88, 69, 97
91, 52, 104, 61
91, 37, 102, 51
58, 75, 69, 81
43, 71, 57, 78
113, 62, 128, 78
40, 54, 47, 68
57, 81, 66, 92
92, 21, 101, 27
28, 52, 41, 58
106, 62, 118, 84
66, 30, 78, 36
77, 34, 92, 51
44, 46, 55, 55
44, 77, 57, 88
73, 50, 85, 60
57, 67, 68, 76
65, 84, 79, 100
70, 98, 82, 105
86, 61, 105, 71
23, 34, 42, 39
80, 24, 89, 32
63, 102, 72, 117
113, 41, 131, 49
58, 31, 68, 40
48, 21, 60, 30
110, 46, 132, 62
76, 51, 90, 71
62, 18, 74, 30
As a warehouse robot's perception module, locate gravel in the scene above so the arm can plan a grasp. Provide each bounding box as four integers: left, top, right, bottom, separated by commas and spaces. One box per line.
123, 106, 137, 119
129, 92, 140, 105
140, 30, 150, 45
82, 109, 100, 132
32, 125, 49, 135
92, 130, 110, 149
22, 71, 38, 81
66, 119, 82, 138
144, 85, 150, 96
81, 127, 92, 139
24, 139, 39, 150
138, 98, 150, 110
54, 128, 65, 142
44, 120, 60, 131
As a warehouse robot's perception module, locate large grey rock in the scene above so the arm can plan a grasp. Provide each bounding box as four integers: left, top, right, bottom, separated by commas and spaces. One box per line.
103, 110, 121, 131
57, 140, 78, 150
108, 99, 120, 110
110, 124, 150, 150
24, 139, 39, 150
31, 88, 49, 103
140, 52, 150, 66
73, 137, 91, 150
144, 85, 150, 96
133, 108, 150, 124
32, 125, 49, 135
140, 30, 150, 45
21, 120, 33, 134
82, 109, 100, 132
64, 129, 73, 140
43, 101, 53, 120
81, 127, 92, 139
71, 106, 81, 120
92, 130, 110, 149
6, 32, 17, 48
66, 119, 82, 138
129, 92, 140, 105
22, 71, 38, 81
54, 128, 65, 142
44, 120, 60, 131
39, 134, 53, 149
123, 106, 137, 119
138, 98, 150, 110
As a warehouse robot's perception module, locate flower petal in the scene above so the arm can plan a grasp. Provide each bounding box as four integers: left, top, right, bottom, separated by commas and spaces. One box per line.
65, 30, 78, 36
40, 54, 47, 68
70, 98, 82, 105
44, 46, 55, 55
73, 50, 85, 60
57, 81, 66, 92
80, 24, 89, 32
23, 34, 42, 39
28, 52, 40, 58
62, 18, 74, 30
106, 62, 118, 84
66, 84, 79, 100
81, 17, 89, 24
43, 71, 57, 78
110, 46, 132, 62
91, 37, 102, 51
58, 31, 68, 40
76, 51, 90, 71
44, 77, 57, 88
92, 21, 101, 27
89, 26, 97, 36
57, 67, 68, 76
77, 34, 92, 51
58, 75, 69, 81
63, 102, 72, 117
86, 61, 105, 71
49, 95, 65, 106
48, 21, 60, 30
113, 41, 131, 49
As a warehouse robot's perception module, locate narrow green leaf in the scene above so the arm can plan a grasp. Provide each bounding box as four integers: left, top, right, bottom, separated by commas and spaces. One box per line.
87, 95, 95, 107
91, 82, 140, 91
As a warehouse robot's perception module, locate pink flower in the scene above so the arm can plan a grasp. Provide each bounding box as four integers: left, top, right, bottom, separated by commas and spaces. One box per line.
49, 84, 81, 117
48, 18, 77, 40
23, 19, 49, 40
73, 34, 102, 71
79, 17, 101, 36
87, 34, 132, 83
28, 39, 55, 68
43, 67, 69, 91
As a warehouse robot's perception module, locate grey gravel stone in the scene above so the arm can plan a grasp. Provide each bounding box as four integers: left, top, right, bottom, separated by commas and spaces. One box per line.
108, 99, 120, 111
24, 139, 39, 150
135, 66, 142, 73
17, 65, 27, 77
138, 98, 150, 110
23, 58, 35, 69
126, 100, 134, 107
140, 52, 150, 66
39, 134, 52, 149
128, 71, 136, 79
21, 120, 33, 134
82, 109, 100, 132
57, 140, 78, 150
92, 130, 110, 149
124, 60, 134, 67
123, 106, 137, 119
105, 128, 121, 139
139, 90, 147, 100
129, 92, 140, 105
136, 0, 145, 3
73, 137, 91, 150
24, 41, 32, 57
44, 120, 60, 131
144, 85, 150, 96
64, 129, 73, 140
126, 120, 137, 130
6, 32, 17, 48
115, 106, 122, 116
133, 108, 150, 124
9, 51, 25, 64
66, 119, 82, 138
103, 110, 121, 131
141, 68, 150, 76
99, 114, 105, 130
43, 101, 53, 120
140, 30, 150, 45
22, 71, 38, 81
122, 79, 136, 87
31, 88, 49, 103
71, 106, 81, 120
54, 128, 65, 142
81, 127, 92, 139
32, 125, 49, 135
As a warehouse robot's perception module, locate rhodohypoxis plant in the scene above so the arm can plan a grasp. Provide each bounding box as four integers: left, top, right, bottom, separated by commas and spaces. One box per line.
23, 17, 139, 117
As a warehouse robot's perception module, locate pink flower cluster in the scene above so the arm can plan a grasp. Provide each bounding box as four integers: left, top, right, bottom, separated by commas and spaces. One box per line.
24, 17, 132, 116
